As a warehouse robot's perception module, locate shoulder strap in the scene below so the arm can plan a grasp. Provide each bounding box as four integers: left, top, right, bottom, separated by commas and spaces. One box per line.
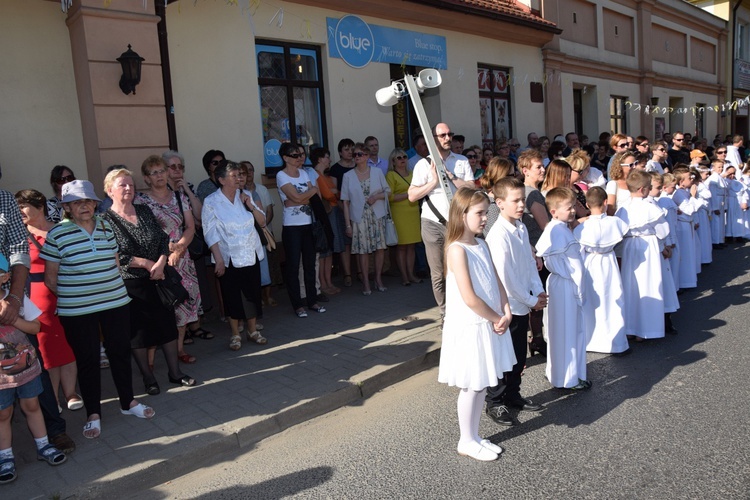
173, 191, 186, 231
25, 229, 43, 251
425, 196, 447, 225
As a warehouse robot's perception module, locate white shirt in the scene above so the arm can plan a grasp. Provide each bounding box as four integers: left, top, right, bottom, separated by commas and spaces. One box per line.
276, 169, 314, 226
645, 160, 665, 174
726, 145, 743, 168
202, 189, 265, 267
367, 157, 389, 177
486, 215, 544, 315
583, 168, 606, 188
411, 152, 473, 223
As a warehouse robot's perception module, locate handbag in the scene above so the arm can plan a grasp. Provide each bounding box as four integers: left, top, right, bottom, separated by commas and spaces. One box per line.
384, 197, 399, 247
310, 211, 329, 253
106, 211, 189, 309
173, 189, 209, 259
154, 264, 190, 308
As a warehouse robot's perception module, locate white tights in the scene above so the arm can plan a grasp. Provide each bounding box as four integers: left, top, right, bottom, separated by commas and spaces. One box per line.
457, 387, 487, 447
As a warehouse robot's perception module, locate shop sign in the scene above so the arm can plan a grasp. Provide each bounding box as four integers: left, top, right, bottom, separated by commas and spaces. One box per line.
264, 139, 283, 167
327, 15, 447, 70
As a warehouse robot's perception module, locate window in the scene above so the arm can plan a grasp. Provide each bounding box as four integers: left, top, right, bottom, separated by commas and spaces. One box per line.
738, 24, 746, 61
478, 65, 513, 152
609, 96, 628, 134
256, 41, 327, 175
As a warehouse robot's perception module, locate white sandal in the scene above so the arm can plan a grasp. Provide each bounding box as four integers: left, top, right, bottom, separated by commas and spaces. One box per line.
121, 403, 155, 419
83, 419, 101, 439
247, 331, 267, 345
229, 335, 242, 351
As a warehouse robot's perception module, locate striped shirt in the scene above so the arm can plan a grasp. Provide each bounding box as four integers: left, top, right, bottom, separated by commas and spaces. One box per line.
40, 217, 130, 316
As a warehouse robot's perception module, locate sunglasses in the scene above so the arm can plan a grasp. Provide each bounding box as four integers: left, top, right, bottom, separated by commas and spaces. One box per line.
353, 152, 367, 158
716, 150, 727, 154
509, 143, 520, 147
621, 161, 639, 168
395, 155, 407, 160
617, 143, 628, 148
434, 132, 455, 139
657, 148, 666, 152
168, 163, 185, 171
148, 169, 167, 176
55, 175, 76, 185
639, 142, 649, 147
465, 154, 477, 159
674, 137, 684, 142
285, 153, 302, 159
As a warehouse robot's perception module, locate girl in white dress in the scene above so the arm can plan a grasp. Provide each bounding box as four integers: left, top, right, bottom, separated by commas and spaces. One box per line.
723, 166, 748, 242
438, 187, 515, 462
696, 168, 713, 265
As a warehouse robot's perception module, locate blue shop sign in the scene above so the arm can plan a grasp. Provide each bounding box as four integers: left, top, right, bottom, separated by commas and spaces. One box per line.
327, 15, 447, 70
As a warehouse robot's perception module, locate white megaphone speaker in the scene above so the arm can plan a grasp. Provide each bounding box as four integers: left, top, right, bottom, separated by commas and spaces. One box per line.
416, 69, 442, 91
375, 81, 406, 107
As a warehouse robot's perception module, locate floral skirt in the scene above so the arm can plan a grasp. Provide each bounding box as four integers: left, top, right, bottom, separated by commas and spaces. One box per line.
351, 205, 387, 254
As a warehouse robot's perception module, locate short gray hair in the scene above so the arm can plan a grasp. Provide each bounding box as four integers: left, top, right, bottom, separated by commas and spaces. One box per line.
162, 149, 185, 165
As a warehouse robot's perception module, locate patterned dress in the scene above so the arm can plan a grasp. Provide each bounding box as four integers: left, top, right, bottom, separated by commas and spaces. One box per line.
351, 178, 387, 254
137, 192, 201, 326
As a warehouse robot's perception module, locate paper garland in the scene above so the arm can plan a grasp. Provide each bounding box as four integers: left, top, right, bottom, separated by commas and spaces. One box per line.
626, 96, 750, 116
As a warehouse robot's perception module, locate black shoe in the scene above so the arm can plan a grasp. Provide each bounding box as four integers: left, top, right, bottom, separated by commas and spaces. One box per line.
145, 381, 160, 395
505, 397, 542, 412
49, 433, 76, 454
528, 338, 547, 357
486, 405, 514, 426
316, 293, 329, 303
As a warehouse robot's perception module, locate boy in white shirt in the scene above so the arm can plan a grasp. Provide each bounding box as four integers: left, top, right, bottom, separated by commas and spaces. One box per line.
535, 188, 589, 390
485, 178, 547, 425
573, 187, 630, 355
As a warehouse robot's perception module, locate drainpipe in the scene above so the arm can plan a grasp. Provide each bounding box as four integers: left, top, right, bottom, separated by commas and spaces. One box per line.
732, 0, 741, 135
155, 2, 178, 151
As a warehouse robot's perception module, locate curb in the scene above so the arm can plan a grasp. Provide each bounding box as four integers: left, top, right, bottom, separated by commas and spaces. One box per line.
72, 336, 442, 499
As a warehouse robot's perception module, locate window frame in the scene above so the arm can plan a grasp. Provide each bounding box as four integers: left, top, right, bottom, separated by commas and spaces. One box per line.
609, 96, 628, 135
477, 64, 513, 152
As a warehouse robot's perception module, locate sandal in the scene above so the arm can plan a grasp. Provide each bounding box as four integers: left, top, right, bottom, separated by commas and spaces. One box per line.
37, 444, 66, 466
67, 395, 83, 411
0, 457, 16, 484
178, 353, 196, 364
121, 402, 155, 419
343, 274, 352, 287
183, 334, 194, 345
83, 419, 101, 439
145, 381, 160, 395
296, 309, 308, 318
247, 331, 268, 345
189, 327, 214, 339
310, 305, 326, 313
229, 335, 242, 351
169, 374, 197, 386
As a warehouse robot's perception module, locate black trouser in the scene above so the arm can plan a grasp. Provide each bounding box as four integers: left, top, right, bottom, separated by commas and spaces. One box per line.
486, 314, 529, 407
282, 224, 317, 310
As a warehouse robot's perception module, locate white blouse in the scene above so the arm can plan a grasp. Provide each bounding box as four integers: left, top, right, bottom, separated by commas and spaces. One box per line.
202, 189, 265, 268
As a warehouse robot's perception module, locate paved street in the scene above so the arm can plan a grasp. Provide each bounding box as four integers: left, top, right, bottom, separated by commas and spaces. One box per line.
144, 245, 750, 499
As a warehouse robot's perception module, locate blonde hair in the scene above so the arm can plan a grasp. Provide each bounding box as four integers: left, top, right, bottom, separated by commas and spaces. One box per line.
545, 186, 576, 211
104, 168, 134, 193
565, 149, 590, 173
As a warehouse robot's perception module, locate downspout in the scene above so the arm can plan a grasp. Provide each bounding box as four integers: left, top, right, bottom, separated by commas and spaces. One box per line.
732, 0, 741, 135
155, 2, 178, 151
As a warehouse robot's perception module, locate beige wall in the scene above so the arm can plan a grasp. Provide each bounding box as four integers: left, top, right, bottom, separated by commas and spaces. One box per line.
557, 0, 597, 47
0, 0, 86, 196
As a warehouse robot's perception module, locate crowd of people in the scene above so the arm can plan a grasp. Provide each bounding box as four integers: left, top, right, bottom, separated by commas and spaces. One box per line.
0, 125, 747, 480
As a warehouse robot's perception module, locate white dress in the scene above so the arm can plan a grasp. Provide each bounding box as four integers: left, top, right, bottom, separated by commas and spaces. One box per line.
672, 188, 698, 289
658, 194, 681, 292
707, 172, 727, 244
646, 197, 680, 315
616, 198, 670, 339
438, 240, 516, 391
725, 179, 747, 238
573, 214, 630, 354
696, 183, 713, 264
536, 220, 587, 388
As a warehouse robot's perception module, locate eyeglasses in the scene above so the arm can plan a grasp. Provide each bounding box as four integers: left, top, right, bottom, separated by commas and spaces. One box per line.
285, 153, 302, 159
395, 155, 407, 160
716, 150, 727, 154
353, 152, 367, 158
465, 154, 477, 159
617, 143, 628, 148
621, 161, 639, 168
210, 159, 222, 166
434, 132, 455, 139
499, 145, 510, 149
168, 163, 185, 171
148, 169, 167, 176
54, 175, 76, 185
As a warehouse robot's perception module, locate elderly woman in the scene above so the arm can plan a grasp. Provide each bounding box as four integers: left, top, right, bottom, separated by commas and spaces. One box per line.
276, 143, 326, 317
203, 161, 268, 349
138, 155, 203, 366
16, 189, 81, 412
341, 142, 391, 295
386, 148, 421, 286
606, 151, 637, 215
41, 180, 154, 440
102, 168, 195, 395
46, 166, 76, 223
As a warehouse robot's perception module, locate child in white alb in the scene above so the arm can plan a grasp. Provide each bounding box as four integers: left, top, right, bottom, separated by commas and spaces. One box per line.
671, 168, 699, 290
659, 173, 681, 295
535, 187, 589, 390
438, 187, 515, 462
723, 165, 748, 243
616, 170, 670, 341
573, 187, 630, 355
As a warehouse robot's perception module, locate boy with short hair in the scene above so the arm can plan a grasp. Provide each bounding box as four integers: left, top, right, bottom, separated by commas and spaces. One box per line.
573, 187, 630, 355
659, 173, 681, 294
485, 177, 547, 425
0, 254, 66, 484
535, 187, 589, 390
615, 170, 671, 341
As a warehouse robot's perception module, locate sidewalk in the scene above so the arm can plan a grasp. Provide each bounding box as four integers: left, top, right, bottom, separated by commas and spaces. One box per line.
7, 276, 442, 499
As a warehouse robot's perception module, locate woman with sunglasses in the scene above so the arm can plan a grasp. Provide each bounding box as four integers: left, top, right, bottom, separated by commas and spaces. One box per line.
276, 143, 326, 317
386, 148, 421, 287
341, 143, 391, 295
462, 148, 483, 186
196, 150, 226, 202
606, 151, 637, 216
47, 166, 76, 223
646, 142, 668, 174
